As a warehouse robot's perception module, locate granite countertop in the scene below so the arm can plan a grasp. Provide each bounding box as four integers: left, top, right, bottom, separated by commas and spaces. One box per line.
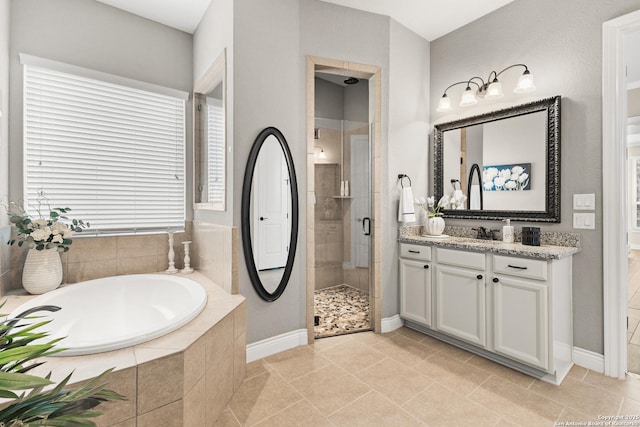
399, 234, 580, 260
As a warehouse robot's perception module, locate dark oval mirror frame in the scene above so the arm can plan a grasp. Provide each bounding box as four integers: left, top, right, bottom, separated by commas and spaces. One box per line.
434, 95, 561, 222
241, 127, 299, 302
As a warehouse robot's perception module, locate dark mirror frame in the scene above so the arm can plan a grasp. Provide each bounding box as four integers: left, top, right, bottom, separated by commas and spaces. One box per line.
241, 127, 299, 302
434, 95, 561, 222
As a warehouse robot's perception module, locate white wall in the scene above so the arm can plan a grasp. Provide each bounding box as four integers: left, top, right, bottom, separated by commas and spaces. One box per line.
482, 112, 546, 211
386, 18, 430, 316
193, 0, 234, 226
431, 0, 640, 354
8, 0, 193, 203
0, 0, 8, 220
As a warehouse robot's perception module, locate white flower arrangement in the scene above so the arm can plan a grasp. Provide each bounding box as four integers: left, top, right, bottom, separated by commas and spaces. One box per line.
483, 165, 530, 191
6, 199, 88, 252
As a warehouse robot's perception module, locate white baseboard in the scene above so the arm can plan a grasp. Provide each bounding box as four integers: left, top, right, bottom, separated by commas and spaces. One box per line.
381, 314, 404, 333
246, 329, 308, 363
630, 243, 640, 250
573, 346, 605, 373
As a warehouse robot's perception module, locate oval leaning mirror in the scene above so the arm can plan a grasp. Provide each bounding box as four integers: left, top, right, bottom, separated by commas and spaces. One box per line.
241, 127, 299, 302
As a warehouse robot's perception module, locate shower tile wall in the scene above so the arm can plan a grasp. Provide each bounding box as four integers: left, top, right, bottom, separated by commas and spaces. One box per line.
314, 163, 343, 290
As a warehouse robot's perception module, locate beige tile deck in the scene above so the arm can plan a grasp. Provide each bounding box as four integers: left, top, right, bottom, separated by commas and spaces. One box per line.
216, 328, 640, 426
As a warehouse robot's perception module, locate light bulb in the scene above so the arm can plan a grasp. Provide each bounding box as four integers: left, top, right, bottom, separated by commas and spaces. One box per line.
319, 150, 326, 159
436, 94, 452, 112
485, 81, 504, 99
459, 87, 478, 107
514, 71, 536, 93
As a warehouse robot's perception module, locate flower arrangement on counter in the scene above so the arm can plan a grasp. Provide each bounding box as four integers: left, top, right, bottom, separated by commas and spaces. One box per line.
415, 190, 468, 217
6, 197, 89, 252
415, 195, 449, 217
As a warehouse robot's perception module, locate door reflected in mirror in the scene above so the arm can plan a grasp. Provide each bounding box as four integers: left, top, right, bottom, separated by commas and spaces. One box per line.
253, 135, 292, 293
241, 127, 299, 302
193, 49, 226, 211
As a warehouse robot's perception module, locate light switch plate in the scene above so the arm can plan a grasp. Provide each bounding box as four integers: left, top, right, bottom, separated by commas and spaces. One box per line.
573, 194, 596, 210
573, 212, 595, 229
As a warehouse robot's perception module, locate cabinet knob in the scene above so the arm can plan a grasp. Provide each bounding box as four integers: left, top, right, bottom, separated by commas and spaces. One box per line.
492, 277, 499, 283
477, 274, 483, 280
423, 265, 429, 269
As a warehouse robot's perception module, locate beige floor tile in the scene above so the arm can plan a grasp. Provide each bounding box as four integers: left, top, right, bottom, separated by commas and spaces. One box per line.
583, 370, 640, 403
372, 333, 437, 367
620, 397, 640, 416
312, 334, 355, 352
413, 353, 491, 396
245, 359, 271, 380
566, 364, 589, 381
529, 376, 623, 417
556, 407, 600, 424
465, 355, 535, 388
494, 418, 521, 427
329, 391, 423, 427
264, 345, 331, 382
630, 345, 640, 375
350, 330, 392, 347
433, 341, 475, 362
213, 409, 240, 427
403, 383, 500, 427
468, 375, 564, 425
290, 363, 371, 415
394, 326, 428, 343
356, 358, 432, 405
227, 372, 303, 426
318, 338, 386, 373
253, 400, 332, 427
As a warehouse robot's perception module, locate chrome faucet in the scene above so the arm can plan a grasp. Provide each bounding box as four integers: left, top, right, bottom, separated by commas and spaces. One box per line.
474, 226, 498, 240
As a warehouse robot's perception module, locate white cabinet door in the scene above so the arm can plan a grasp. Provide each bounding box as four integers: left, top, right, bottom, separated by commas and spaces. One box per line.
435, 265, 486, 346
493, 275, 549, 371
400, 258, 432, 326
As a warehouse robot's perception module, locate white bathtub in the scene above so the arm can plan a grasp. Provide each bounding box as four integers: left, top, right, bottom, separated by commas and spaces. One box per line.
9, 274, 208, 356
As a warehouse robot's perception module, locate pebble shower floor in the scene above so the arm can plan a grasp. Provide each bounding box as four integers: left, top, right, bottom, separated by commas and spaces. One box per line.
314, 285, 370, 338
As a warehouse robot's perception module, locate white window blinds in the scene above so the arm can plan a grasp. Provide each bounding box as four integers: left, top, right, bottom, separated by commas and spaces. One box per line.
206, 97, 224, 204
23, 60, 186, 234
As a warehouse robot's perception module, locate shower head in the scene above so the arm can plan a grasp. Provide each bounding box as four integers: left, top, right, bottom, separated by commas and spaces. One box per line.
344, 77, 359, 85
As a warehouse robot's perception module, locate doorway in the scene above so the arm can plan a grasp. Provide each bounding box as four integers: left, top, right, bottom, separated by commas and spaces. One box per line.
306, 57, 382, 342
603, 9, 640, 378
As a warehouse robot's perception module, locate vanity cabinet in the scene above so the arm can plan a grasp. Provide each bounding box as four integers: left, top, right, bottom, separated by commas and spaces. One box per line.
398, 241, 575, 385
435, 249, 487, 347
399, 244, 432, 326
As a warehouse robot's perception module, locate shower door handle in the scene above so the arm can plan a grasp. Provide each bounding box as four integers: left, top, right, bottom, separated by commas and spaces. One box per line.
362, 217, 371, 236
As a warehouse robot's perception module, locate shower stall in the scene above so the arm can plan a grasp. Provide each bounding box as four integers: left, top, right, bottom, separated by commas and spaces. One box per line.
313, 116, 371, 337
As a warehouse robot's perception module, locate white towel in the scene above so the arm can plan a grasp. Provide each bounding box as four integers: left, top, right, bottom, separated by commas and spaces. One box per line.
470, 184, 481, 210
398, 187, 416, 222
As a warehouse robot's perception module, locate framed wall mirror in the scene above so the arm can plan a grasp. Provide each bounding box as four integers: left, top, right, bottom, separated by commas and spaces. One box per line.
434, 96, 561, 222
193, 49, 226, 211
241, 127, 299, 302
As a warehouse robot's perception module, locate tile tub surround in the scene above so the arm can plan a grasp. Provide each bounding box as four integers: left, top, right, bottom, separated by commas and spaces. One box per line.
0, 271, 246, 427
2, 221, 240, 297
400, 225, 581, 260
3, 223, 194, 295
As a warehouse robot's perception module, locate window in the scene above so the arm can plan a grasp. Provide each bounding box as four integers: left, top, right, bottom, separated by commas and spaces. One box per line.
206, 96, 224, 204
22, 54, 187, 234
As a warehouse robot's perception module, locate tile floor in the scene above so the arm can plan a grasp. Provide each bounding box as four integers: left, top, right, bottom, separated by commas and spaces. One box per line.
314, 285, 370, 338
215, 327, 640, 426
629, 250, 640, 373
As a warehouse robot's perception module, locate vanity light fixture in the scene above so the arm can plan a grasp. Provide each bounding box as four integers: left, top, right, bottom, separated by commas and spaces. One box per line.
436, 64, 536, 113
315, 145, 326, 159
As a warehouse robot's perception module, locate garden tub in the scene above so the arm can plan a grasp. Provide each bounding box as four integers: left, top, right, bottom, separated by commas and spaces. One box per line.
9, 273, 207, 356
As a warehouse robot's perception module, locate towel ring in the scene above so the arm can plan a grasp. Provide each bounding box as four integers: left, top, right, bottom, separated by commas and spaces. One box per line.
398, 174, 412, 188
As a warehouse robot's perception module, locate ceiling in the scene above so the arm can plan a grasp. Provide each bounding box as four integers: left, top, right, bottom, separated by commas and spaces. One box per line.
95, 0, 514, 41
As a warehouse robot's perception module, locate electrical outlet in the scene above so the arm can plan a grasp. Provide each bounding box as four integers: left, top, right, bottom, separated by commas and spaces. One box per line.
573, 212, 595, 229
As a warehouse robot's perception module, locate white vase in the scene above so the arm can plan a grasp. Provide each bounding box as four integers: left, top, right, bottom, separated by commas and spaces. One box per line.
425, 216, 446, 236
22, 248, 63, 294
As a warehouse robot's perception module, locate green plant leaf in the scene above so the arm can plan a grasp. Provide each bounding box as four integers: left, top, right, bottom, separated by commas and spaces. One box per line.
0, 371, 53, 390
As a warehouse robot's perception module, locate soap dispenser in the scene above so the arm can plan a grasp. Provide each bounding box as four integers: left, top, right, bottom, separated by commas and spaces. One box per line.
502, 219, 514, 243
